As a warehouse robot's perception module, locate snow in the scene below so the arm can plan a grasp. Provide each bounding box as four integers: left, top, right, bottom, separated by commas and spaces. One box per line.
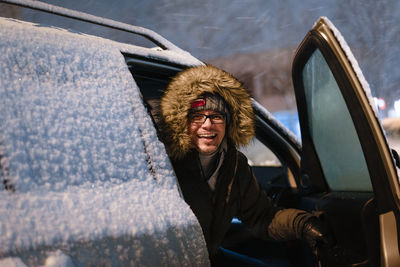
6, 0, 182, 52
252, 100, 302, 149
41, 250, 75, 267
0, 257, 28, 267
321, 17, 400, 179
0, 251, 76, 267
319, 17, 379, 119
0, 17, 209, 266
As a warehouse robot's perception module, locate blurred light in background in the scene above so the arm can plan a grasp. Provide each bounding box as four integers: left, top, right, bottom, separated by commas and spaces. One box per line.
394, 99, 400, 117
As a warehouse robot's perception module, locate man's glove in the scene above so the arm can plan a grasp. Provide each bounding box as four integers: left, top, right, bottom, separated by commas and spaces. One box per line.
302, 217, 330, 254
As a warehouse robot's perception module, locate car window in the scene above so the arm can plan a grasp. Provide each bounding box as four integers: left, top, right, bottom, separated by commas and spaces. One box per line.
240, 138, 281, 167
272, 110, 301, 140
302, 48, 372, 191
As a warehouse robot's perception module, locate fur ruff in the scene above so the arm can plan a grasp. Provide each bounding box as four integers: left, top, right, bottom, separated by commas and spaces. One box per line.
161, 65, 255, 160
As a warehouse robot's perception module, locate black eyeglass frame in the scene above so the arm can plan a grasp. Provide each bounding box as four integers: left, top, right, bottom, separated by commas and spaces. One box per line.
189, 113, 226, 125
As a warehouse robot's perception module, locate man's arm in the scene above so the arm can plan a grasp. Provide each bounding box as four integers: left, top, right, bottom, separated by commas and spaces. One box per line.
236, 152, 330, 252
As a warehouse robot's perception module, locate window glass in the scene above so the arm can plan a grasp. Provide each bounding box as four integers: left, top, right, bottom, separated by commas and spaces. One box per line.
273, 110, 301, 140
302, 49, 372, 191
240, 138, 281, 167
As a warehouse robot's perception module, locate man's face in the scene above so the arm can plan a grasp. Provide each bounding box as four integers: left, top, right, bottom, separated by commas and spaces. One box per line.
188, 110, 226, 155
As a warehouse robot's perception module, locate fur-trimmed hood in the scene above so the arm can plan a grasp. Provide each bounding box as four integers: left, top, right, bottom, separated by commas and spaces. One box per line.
161, 65, 255, 160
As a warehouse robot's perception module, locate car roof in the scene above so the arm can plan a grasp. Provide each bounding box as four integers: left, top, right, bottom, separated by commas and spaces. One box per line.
1, 0, 202, 67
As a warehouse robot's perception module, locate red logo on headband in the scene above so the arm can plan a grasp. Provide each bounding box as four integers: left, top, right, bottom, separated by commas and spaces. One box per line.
191, 97, 206, 108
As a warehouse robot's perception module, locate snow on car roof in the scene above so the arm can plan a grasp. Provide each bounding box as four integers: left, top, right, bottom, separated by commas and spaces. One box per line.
0, 17, 208, 265
2, 16, 202, 67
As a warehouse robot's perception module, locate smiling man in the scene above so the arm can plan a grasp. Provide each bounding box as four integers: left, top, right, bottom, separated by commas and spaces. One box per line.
189, 96, 227, 155
161, 65, 329, 265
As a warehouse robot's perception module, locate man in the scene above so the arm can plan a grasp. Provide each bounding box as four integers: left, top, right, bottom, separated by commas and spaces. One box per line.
161, 65, 328, 264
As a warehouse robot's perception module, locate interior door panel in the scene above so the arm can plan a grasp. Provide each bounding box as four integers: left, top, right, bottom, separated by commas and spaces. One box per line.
298, 192, 378, 266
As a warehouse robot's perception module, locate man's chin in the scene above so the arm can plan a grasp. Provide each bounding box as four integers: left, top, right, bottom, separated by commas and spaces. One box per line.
197, 145, 218, 155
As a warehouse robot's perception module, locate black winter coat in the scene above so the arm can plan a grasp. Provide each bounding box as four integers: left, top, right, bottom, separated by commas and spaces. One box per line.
172, 144, 312, 258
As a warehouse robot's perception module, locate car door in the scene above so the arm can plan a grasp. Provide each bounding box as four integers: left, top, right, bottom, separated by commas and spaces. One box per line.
292, 17, 400, 267
221, 17, 400, 267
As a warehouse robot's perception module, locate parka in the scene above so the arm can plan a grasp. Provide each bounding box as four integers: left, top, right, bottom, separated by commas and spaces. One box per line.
160, 65, 313, 257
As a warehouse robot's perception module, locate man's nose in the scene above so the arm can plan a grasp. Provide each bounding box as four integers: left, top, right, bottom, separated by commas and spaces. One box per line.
201, 117, 213, 128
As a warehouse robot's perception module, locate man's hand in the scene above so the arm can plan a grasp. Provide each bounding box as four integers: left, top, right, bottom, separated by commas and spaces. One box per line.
302, 217, 331, 254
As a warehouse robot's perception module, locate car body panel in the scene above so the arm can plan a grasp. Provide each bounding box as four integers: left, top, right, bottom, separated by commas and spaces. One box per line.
0, 17, 209, 266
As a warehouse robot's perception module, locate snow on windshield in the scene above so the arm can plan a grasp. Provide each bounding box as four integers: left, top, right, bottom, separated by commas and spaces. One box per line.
0, 17, 208, 265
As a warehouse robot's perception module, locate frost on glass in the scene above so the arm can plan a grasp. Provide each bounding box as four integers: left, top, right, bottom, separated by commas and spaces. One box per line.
0, 18, 209, 266
302, 49, 372, 192
318, 17, 378, 118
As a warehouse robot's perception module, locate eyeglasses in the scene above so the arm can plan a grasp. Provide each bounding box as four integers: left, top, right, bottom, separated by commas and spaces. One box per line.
189, 113, 225, 124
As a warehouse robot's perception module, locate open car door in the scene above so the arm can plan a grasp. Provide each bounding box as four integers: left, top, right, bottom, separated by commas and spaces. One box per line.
292, 17, 400, 267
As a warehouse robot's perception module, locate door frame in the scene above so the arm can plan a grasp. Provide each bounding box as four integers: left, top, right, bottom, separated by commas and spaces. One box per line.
292, 17, 400, 266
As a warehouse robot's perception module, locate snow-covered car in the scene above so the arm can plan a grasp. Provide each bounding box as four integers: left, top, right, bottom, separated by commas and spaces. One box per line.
1, 1, 400, 267
0, 1, 209, 267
